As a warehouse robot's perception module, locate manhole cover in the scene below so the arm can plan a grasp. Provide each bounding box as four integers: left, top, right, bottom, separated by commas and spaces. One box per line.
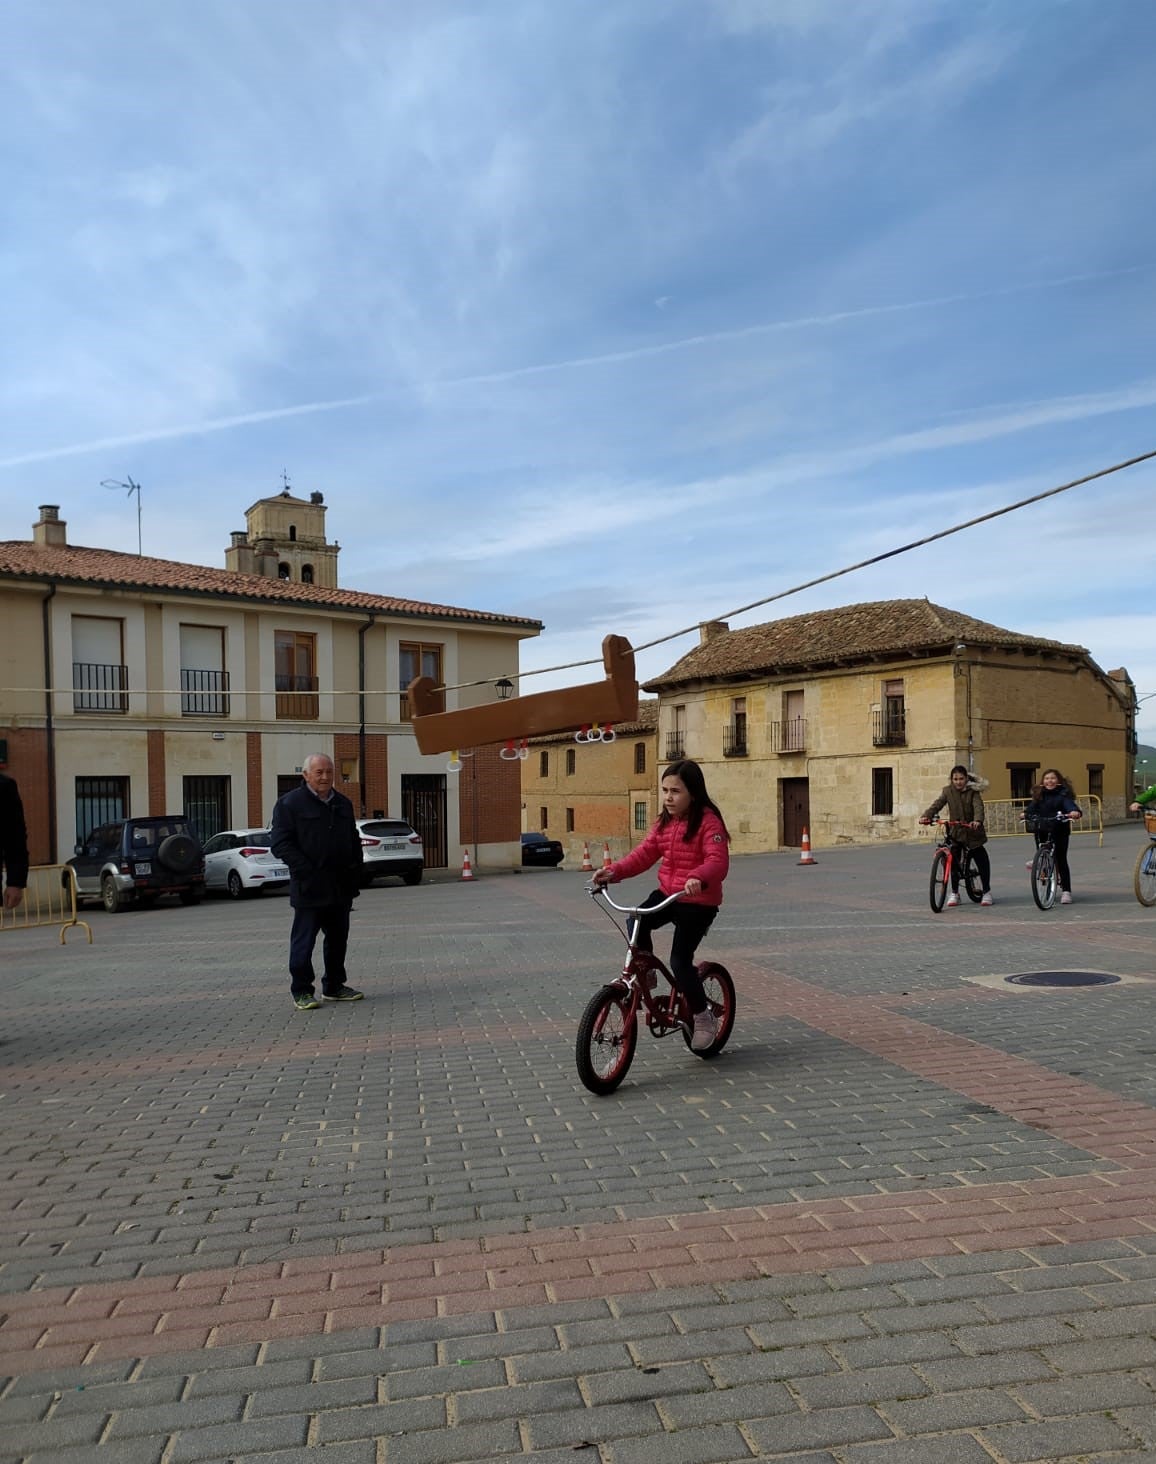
1005, 971, 1121, 989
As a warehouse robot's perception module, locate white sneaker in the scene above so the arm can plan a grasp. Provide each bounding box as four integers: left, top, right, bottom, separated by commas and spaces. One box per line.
980, 893, 994, 906
1025, 860, 1034, 869
1060, 891, 1073, 905
945, 892, 960, 907
690, 1010, 718, 1051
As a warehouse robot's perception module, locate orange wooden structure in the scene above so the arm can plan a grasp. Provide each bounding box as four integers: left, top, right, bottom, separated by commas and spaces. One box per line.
408, 634, 639, 756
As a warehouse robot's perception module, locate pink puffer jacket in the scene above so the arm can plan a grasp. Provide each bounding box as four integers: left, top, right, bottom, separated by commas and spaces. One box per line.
608, 810, 730, 907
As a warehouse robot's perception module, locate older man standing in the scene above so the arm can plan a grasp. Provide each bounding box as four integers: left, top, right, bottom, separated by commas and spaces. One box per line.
271, 753, 365, 1011
1, 772, 30, 912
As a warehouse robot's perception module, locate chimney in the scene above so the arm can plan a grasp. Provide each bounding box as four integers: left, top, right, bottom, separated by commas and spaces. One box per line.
224, 530, 257, 575
254, 536, 280, 578
699, 620, 729, 645
33, 505, 68, 548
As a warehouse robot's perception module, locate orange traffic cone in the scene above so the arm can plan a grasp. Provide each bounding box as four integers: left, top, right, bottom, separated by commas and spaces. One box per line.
461, 849, 474, 881
581, 841, 593, 872
797, 828, 817, 866
602, 842, 613, 870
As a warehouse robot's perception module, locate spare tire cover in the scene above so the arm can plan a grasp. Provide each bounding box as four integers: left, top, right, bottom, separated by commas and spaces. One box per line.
157, 834, 199, 873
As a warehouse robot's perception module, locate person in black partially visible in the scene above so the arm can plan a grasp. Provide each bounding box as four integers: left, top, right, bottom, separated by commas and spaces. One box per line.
270, 753, 365, 1010
1, 772, 30, 911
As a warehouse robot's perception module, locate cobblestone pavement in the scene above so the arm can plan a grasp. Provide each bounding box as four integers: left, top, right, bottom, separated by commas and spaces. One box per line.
2, 825, 1156, 1462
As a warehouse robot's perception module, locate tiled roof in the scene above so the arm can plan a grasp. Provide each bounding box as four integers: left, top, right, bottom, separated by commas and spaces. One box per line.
645, 600, 1083, 690
529, 698, 658, 745
0, 540, 542, 630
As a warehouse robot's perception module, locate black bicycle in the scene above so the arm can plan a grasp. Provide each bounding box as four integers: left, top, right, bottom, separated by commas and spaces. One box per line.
926, 820, 984, 913
1026, 812, 1074, 911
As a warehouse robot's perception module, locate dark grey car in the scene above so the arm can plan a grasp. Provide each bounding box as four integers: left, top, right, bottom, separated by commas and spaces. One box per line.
69, 817, 206, 912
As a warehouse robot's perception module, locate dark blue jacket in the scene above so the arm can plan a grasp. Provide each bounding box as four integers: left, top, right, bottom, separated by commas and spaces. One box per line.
270, 784, 363, 910
1026, 787, 1082, 825
1, 774, 30, 890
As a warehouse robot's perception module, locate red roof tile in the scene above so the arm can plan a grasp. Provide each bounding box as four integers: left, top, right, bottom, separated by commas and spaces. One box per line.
0, 540, 541, 630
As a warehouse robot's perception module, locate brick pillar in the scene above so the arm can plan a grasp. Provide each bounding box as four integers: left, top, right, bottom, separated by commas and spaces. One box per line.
1, 728, 51, 865
147, 730, 166, 814
365, 734, 388, 818
246, 732, 264, 825
459, 745, 520, 844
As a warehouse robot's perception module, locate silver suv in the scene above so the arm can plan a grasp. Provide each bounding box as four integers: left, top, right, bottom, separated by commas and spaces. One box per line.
69, 816, 206, 912
355, 818, 424, 887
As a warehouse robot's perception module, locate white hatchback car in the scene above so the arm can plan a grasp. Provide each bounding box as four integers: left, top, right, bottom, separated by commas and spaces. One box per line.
202, 829, 291, 899
356, 818, 424, 886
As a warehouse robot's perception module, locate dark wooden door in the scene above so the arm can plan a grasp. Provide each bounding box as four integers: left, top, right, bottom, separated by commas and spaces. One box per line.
402, 774, 447, 868
781, 777, 810, 847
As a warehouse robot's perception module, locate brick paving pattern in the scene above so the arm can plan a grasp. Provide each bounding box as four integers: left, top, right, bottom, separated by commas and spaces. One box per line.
2, 824, 1156, 1460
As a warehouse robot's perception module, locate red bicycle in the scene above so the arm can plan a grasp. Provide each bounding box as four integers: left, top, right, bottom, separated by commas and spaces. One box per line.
576, 887, 736, 1095
926, 819, 984, 913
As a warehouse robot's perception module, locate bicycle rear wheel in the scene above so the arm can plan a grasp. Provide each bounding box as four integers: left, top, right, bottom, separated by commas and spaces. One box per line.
682, 962, 736, 1059
929, 848, 950, 912
576, 985, 638, 1095
1135, 842, 1156, 907
962, 852, 984, 903
1032, 848, 1057, 910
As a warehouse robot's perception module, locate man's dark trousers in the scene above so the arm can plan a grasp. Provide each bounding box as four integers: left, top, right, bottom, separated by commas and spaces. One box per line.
289, 905, 351, 997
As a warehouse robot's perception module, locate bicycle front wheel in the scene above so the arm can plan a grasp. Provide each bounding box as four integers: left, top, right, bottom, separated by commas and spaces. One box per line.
683, 962, 736, 1059
929, 848, 950, 912
962, 852, 984, 903
576, 985, 638, 1095
1032, 848, 1057, 910
1135, 842, 1156, 907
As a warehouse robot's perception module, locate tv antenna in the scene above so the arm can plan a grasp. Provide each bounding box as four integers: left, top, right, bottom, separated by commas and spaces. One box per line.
101, 475, 143, 555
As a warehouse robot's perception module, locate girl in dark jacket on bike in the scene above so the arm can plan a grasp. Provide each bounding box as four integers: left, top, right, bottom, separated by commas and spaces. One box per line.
1023, 769, 1083, 904
919, 766, 993, 906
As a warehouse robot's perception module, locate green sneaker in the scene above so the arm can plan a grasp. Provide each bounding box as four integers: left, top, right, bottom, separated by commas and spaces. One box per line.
322, 987, 364, 1002
294, 993, 321, 1011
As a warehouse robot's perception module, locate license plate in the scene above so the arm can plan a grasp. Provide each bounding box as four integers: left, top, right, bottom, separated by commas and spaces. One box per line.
134, 862, 152, 874
382, 841, 406, 851
270, 866, 289, 878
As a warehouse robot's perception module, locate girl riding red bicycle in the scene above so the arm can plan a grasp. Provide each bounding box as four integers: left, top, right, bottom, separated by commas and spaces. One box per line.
593, 759, 729, 1050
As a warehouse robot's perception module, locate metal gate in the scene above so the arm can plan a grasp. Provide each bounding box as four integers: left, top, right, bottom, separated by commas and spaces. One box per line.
781, 777, 810, 848
402, 774, 447, 868
75, 776, 129, 844
183, 776, 231, 844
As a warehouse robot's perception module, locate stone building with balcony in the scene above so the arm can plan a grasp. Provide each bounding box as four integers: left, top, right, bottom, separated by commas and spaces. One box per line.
644, 600, 1136, 852
0, 501, 540, 869
521, 700, 658, 861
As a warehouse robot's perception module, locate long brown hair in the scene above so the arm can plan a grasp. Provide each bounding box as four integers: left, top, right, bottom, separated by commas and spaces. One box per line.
1031, 768, 1074, 801
659, 759, 730, 842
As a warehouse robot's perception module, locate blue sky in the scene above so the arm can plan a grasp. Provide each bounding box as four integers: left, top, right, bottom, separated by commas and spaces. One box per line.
4, 0, 1155, 742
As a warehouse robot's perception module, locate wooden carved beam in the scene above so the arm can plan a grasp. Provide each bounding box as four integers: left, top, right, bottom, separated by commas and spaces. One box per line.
408, 634, 639, 755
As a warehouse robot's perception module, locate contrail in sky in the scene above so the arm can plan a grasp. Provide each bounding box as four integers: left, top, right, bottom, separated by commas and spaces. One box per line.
0, 266, 1138, 470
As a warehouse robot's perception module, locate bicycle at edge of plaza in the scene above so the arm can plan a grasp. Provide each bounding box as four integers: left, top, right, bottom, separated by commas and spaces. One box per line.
923, 819, 984, 913
575, 885, 736, 1095
1025, 811, 1075, 911
1135, 810, 1156, 908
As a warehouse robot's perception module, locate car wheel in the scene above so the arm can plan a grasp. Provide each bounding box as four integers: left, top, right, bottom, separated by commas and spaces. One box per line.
179, 889, 203, 906
102, 875, 127, 914
226, 871, 246, 900
402, 869, 422, 886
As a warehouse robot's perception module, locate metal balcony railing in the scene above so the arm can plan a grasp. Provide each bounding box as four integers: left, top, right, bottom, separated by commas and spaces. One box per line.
771, 716, 807, 753
872, 706, 906, 747
723, 723, 748, 757
73, 662, 128, 713
665, 732, 686, 760
275, 673, 320, 720
180, 667, 230, 716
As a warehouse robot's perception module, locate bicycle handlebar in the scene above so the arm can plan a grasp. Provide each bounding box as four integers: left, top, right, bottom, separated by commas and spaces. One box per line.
587, 885, 686, 917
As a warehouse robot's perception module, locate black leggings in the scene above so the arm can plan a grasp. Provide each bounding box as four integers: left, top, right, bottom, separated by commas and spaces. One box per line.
1036, 822, 1073, 892
951, 845, 990, 893
628, 890, 717, 1014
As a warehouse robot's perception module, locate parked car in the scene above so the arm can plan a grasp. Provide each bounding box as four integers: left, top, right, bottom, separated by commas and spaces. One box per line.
356, 818, 424, 886
70, 817, 206, 912
202, 828, 290, 899
521, 832, 565, 868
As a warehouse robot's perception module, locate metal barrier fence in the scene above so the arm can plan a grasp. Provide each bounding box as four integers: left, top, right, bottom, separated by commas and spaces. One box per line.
983, 796, 1103, 848
0, 864, 93, 944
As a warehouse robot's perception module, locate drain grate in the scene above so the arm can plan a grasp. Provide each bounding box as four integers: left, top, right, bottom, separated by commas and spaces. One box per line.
1005, 970, 1121, 989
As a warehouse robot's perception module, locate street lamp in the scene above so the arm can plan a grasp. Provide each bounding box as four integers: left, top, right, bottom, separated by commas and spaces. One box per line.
495, 677, 514, 700
101, 476, 142, 555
